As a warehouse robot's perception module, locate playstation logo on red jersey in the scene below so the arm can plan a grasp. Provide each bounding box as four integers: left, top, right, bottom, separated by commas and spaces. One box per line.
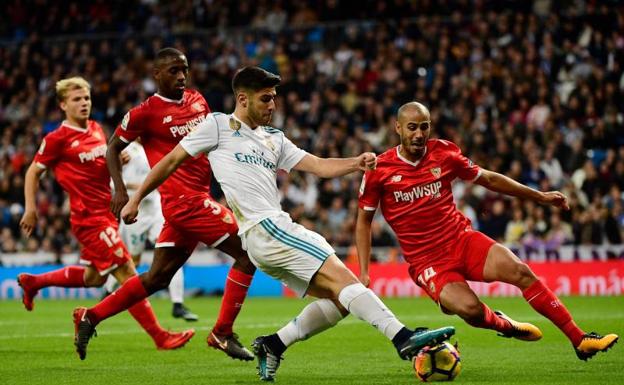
430, 167, 441, 179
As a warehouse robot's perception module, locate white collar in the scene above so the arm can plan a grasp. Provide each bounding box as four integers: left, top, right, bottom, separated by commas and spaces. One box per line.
154, 92, 184, 104
62, 121, 88, 133
396, 145, 426, 167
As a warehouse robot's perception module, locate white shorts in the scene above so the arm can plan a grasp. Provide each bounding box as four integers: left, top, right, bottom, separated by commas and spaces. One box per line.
119, 212, 164, 256
243, 214, 335, 297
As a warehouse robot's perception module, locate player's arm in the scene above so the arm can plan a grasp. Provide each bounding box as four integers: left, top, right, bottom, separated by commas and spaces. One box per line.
474, 169, 570, 210
20, 162, 46, 237
107, 135, 132, 217
355, 207, 376, 287
121, 144, 190, 224
293, 153, 377, 178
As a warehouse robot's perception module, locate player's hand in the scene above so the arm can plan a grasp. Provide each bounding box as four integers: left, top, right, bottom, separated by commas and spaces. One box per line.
357, 152, 377, 171
120, 150, 131, 165
110, 189, 129, 218
359, 273, 371, 287
120, 199, 139, 224
540, 191, 570, 210
19, 209, 38, 237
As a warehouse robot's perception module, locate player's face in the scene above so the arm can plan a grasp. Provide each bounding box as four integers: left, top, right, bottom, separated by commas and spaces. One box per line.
248, 87, 276, 126
60, 87, 91, 124
396, 109, 431, 159
154, 55, 189, 100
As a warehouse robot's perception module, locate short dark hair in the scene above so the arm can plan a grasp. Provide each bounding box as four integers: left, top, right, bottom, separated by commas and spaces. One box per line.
155, 47, 185, 66
232, 66, 281, 93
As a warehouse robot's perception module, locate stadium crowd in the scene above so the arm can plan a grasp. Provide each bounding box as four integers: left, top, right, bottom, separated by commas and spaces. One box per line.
1, 0, 623, 261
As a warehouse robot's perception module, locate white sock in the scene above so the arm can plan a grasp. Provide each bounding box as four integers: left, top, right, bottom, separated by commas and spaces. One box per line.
338, 283, 405, 340
103, 274, 117, 293
168, 268, 185, 304
277, 299, 345, 347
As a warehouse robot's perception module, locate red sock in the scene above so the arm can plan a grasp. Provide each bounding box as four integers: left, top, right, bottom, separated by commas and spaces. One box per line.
523, 279, 585, 346
33, 266, 85, 288
212, 267, 253, 335
465, 303, 513, 333
88, 275, 148, 325
128, 299, 166, 342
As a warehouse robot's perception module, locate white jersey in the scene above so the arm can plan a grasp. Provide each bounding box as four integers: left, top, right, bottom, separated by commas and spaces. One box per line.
122, 141, 161, 216
180, 112, 307, 234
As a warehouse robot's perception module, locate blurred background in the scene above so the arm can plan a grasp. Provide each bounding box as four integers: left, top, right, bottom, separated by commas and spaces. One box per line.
0, 0, 623, 275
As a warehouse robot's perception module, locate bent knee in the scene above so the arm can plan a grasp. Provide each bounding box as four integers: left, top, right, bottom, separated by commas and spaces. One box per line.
455, 300, 484, 321
512, 263, 537, 288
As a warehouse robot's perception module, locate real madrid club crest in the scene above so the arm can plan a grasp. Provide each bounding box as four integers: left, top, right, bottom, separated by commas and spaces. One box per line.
430, 167, 441, 179
229, 118, 242, 137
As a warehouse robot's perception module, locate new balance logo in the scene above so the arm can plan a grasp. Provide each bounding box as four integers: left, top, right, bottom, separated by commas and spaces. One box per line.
163, 115, 172, 124
71, 140, 80, 148
391, 175, 402, 183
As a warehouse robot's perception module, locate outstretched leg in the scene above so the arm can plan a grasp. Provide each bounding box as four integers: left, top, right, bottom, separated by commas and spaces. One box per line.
253, 255, 455, 381
17, 266, 94, 311
74, 248, 195, 360
484, 243, 618, 360
438, 281, 541, 341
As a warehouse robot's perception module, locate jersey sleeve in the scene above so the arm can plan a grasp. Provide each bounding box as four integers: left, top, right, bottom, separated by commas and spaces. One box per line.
33, 132, 63, 169
277, 135, 307, 172
114, 107, 144, 143
179, 113, 219, 156
358, 169, 382, 211
448, 141, 481, 181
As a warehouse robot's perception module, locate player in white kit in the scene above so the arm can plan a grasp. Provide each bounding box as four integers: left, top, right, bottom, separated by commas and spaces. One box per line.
104, 141, 198, 321
121, 67, 455, 381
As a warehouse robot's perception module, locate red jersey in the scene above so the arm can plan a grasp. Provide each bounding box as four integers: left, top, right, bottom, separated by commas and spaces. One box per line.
114, 89, 212, 208
34, 120, 111, 225
358, 139, 481, 264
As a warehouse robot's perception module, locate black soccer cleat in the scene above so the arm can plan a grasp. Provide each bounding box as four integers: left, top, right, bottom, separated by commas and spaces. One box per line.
396, 326, 456, 360
252, 336, 283, 382
73, 307, 97, 360
172, 303, 199, 322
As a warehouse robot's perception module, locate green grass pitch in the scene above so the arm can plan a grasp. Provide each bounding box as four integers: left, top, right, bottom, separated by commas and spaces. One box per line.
0, 296, 622, 384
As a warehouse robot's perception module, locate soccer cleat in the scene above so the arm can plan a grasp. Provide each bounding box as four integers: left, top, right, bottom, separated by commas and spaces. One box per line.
73, 307, 97, 360
574, 332, 619, 361
207, 331, 254, 361
396, 326, 456, 360
172, 303, 199, 322
252, 336, 283, 382
155, 329, 196, 350
17, 273, 38, 311
495, 311, 543, 341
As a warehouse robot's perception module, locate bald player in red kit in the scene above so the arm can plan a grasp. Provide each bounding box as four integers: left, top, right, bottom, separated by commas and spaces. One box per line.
17, 77, 194, 360
356, 101, 618, 361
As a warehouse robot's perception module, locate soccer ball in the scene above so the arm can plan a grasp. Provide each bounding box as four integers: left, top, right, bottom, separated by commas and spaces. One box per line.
413, 341, 461, 382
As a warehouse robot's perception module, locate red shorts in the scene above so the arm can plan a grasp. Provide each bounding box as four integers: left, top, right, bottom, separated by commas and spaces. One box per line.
72, 213, 132, 275
157, 193, 238, 255
407, 230, 496, 302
